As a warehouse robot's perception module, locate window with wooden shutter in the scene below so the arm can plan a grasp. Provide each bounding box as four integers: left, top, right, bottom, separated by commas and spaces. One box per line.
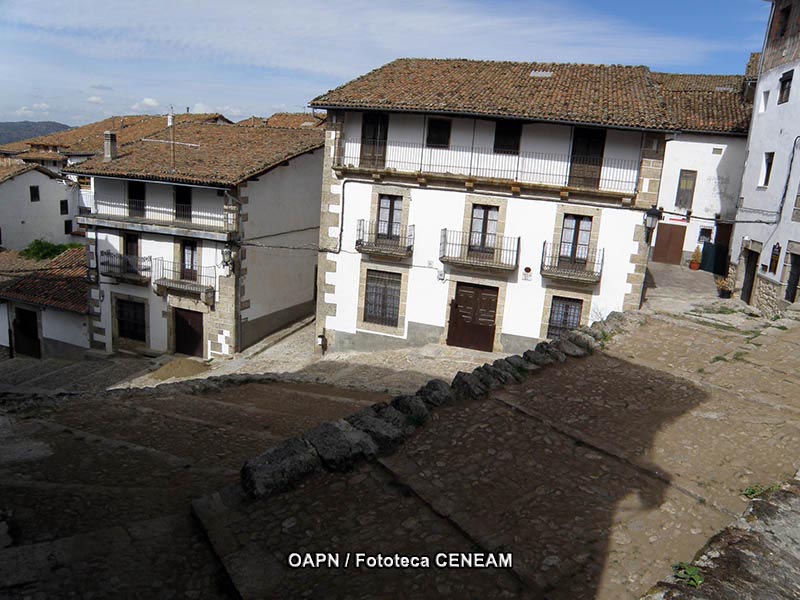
675, 170, 697, 210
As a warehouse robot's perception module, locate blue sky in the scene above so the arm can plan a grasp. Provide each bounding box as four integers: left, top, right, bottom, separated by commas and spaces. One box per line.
0, 0, 772, 126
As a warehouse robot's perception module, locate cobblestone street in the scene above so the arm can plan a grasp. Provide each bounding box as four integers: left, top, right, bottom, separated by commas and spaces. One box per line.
2, 267, 800, 598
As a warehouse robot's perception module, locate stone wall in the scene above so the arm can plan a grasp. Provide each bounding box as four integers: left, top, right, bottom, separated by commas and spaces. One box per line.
206, 272, 237, 357
314, 111, 345, 354
753, 273, 787, 319
636, 133, 666, 210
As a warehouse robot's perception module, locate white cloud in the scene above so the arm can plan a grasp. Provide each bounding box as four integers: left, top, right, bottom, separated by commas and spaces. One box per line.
90, 84, 113, 91
192, 102, 246, 118
32, 102, 49, 110
131, 97, 160, 111
86, 95, 104, 104
192, 102, 213, 114
15, 106, 34, 117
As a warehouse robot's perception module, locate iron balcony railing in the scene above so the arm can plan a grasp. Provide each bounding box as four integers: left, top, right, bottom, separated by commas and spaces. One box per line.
99, 250, 152, 282
152, 258, 216, 294
355, 220, 415, 257
439, 229, 520, 271
91, 196, 237, 232
335, 138, 639, 194
540, 242, 604, 284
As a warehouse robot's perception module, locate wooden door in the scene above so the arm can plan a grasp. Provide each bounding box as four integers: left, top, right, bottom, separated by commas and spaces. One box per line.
446, 283, 498, 352
174, 308, 203, 357
741, 249, 759, 304
652, 223, 687, 264
124, 233, 139, 273
360, 113, 389, 169
569, 127, 606, 189
13, 308, 41, 358
785, 253, 800, 303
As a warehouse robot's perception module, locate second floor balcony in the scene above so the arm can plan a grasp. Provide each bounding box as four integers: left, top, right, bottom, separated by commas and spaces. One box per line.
335, 139, 639, 195
78, 196, 237, 241
439, 229, 520, 271
99, 251, 152, 285
540, 242, 604, 284
152, 258, 217, 303
355, 220, 415, 258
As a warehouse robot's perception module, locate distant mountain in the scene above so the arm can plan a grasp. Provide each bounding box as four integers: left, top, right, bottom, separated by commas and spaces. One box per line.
0, 121, 72, 145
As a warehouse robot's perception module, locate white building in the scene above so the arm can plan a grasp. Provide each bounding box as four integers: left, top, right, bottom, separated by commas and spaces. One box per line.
730, 0, 800, 315
309, 59, 754, 354
649, 71, 752, 265
68, 122, 324, 358
0, 248, 90, 359
0, 161, 78, 249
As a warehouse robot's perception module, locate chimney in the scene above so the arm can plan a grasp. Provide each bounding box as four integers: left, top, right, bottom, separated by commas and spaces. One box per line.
103, 131, 117, 162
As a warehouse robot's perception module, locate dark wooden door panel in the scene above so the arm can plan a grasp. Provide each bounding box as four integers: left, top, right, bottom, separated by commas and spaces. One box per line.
13, 308, 41, 358
447, 283, 498, 352
569, 127, 606, 189
652, 223, 686, 265
360, 113, 389, 169
741, 249, 759, 304
175, 309, 203, 357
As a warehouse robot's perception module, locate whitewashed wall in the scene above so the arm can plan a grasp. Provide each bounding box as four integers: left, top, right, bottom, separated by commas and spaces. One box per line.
341, 112, 641, 194
324, 181, 641, 344
0, 303, 8, 347
656, 133, 747, 253
0, 169, 79, 249
732, 55, 800, 280
41, 309, 89, 349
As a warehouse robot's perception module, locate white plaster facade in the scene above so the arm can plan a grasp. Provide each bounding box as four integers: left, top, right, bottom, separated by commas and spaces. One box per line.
654, 133, 747, 255
81, 146, 323, 359
0, 166, 81, 249
729, 0, 800, 312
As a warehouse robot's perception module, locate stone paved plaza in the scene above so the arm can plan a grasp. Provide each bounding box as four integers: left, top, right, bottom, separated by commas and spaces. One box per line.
1, 265, 800, 598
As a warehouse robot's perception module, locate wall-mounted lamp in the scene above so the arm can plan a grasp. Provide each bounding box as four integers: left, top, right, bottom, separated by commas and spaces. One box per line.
643, 207, 663, 244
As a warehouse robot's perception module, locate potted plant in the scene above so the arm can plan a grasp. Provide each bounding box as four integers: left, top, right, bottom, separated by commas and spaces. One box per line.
689, 246, 702, 270
715, 276, 733, 298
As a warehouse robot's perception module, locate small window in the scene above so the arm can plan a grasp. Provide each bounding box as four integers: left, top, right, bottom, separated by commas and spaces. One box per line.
29, 186, 40, 202
469, 204, 499, 251
128, 181, 145, 200
548, 297, 583, 339
363, 270, 402, 327
425, 118, 451, 148
698, 228, 713, 244
377, 194, 402, 239
762, 152, 775, 186
779, 70, 793, 104
761, 90, 770, 113
769, 243, 782, 274
77, 176, 91, 190
712, 147, 723, 155
676, 169, 697, 210
60, 200, 69, 215
64, 219, 73, 235
493, 121, 522, 155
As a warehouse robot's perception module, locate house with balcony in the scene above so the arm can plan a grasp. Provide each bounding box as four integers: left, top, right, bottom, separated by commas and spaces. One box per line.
729, 0, 800, 315
66, 121, 324, 358
309, 58, 754, 354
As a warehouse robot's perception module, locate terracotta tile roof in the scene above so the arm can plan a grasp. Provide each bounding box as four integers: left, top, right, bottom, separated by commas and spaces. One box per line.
310, 58, 753, 134
64, 122, 325, 187
651, 73, 752, 133
13, 150, 67, 162
0, 113, 230, 158
0, 250, 48, 290
746, 52, 762, 80
237, 112, 327, 129
0, 162, 60, 184
0, 248, 88, 314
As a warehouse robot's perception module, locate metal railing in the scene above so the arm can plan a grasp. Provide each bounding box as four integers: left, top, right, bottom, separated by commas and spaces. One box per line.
355, 220, 415, 256
99, 251, 152, 280
439, 229, 519, 270
335, 138, 639, 194
152, 258, 216, 293
540, 242, 604, 284
91, 196, 236, 232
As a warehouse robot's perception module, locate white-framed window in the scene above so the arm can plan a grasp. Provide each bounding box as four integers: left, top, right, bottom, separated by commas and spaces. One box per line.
761, 152, 775, 187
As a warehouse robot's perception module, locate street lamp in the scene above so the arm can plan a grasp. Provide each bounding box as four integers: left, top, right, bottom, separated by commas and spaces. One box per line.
643, 207, 663, 244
